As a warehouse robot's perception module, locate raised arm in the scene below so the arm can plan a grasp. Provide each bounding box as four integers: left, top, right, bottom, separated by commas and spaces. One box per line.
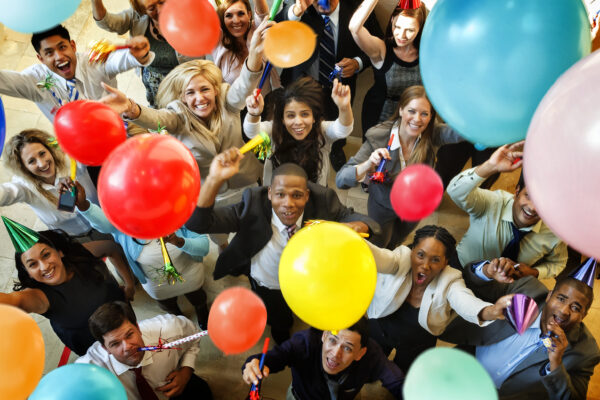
90, 0, 108, 21
331, 79, 353, 127
348, 0, 387, 66
0, 289, 49, 315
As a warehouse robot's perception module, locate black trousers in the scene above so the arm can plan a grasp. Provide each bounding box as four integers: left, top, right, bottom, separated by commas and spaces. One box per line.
249, 276, 294, 345
435, 142, 499, 190
172, 373, 213, 400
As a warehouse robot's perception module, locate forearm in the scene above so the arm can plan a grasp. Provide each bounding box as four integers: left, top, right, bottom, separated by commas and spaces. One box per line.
473, 160, 497, 179
349, 0, 377, 34
355, 160, 374, 182
196, 176, 224, 208
254, 0, 270, 17
337, 104, 353, 127
91, 0, 107, 20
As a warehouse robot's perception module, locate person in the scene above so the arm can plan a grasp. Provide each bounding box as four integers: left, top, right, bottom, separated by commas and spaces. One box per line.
77, 301, 213, 400
349, 0, 427, 132
366, 225, 511, 372
447, 141, 568, 279
336, 85, 463, 249
185, 149, 380, 344
244, 76, 352, 186
277, 0, 384, 170
68, 180, 211, 329
242, 318, 404, 399
91, 0, 197, 107
0, 220, 134, 355
440, 260, 600, 399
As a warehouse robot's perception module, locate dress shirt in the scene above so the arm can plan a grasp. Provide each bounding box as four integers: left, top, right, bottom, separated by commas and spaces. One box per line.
0, 50, 154, 122
76, 314, 200, 400
250, 210, 303, 290
448, 167, 567, 279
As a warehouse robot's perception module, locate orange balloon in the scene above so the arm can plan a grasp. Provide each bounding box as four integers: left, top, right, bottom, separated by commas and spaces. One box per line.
264, 21, 317, 68
0, 305, 45, 399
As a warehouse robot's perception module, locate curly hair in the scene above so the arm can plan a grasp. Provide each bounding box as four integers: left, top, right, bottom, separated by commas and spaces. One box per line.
409, 224, 457, 262
217, 0, 254, 56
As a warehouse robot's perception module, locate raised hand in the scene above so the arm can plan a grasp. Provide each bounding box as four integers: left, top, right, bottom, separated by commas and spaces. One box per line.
246, 90, 265, 117
331, 79, 351, 110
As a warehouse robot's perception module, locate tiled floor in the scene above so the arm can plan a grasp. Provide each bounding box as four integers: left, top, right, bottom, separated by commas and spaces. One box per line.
0, 1, 599, 399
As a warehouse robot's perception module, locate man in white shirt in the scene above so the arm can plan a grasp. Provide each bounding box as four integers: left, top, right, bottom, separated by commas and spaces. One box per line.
77, 301, 213, 400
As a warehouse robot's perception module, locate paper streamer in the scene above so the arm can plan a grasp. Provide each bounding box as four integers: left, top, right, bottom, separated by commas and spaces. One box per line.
139, 330, 208, 351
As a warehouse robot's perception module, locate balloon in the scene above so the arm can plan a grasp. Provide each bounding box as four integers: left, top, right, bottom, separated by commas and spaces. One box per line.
159, 0, 220, 57
208, 287, 267, 354
0, 96, 5, 155
0, 0, 81, 33
390, 164, 443, 222
504, 294, 539, 335
53, 100, 126, 166
0, 305, 44, 400
404, 347, 497, 400
98, 134, 201, 239
30, 364, 126, 400
474, 143, 487, 151
524, 50, 600, 260
279, 221, 377, 331
264, 21, 317, 68
420, 0, 590, 147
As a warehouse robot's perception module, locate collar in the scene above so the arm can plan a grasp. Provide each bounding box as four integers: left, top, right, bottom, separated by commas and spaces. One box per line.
271, 210, 303, 233
501, 199, 542, 233
110, 349, 154, 376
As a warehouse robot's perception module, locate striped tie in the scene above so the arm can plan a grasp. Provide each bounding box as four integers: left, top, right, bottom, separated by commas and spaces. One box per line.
318, 15, 336, 85
66, 79, 79, 102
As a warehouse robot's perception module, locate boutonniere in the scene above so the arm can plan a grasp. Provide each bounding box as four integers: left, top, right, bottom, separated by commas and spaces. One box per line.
36, 73, 57, 91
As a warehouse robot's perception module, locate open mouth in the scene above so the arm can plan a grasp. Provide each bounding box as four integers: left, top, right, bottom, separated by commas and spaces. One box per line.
42, 268, 55, 280
522, 208, 537, 219
292, 127, 305, 136
553, 315, 565, 326
194, 103, 209, 111
416, 272, 427, 284
326, 357, 339, 371
56, 60, 71, 74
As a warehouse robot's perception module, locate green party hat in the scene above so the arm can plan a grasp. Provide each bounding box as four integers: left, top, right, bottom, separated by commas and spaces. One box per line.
2, 216, 40, 253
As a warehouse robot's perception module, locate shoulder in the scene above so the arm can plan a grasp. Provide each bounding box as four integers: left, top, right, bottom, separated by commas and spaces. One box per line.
365, 122, 394, 142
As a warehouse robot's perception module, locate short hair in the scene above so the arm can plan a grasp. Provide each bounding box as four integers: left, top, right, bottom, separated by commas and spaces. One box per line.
409, 225, 457, 262
89, 301, 138, 345
553, 277, 594, 311
516, 170, 526, 190
347, 317, 370, 348
31, 25, 71, 53
271, 163, 309, 185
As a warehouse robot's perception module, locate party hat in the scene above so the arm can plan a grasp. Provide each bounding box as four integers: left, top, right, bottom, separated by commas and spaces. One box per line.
504, 293, 539, 335
399, 0, 421, 9
2, 216, 40, 253
569, 258, 597, 288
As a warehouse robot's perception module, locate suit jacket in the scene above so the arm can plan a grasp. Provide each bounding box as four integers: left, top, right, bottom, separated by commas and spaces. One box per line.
185, 181, 381, 279
441, 266, 600, 400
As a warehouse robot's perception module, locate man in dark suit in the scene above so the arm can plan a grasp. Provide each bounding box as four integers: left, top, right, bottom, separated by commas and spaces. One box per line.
277, 0, 383, 170
441, 259, 600, 400
186, 149, 380, 344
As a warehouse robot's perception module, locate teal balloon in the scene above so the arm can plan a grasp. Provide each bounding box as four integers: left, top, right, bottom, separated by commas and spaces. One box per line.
404, 347, 498, 400
30, 364, 127, 400
0, 0, 82, 33
420, 0, 590, 147
474, 143, 487, 151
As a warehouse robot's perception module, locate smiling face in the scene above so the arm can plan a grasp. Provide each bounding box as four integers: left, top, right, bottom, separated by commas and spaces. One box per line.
541, 282, 589, 333
392, 14, 420, 48
321, 330, 367, 375
36, 35, 77, 80
223, 1, 251, 39
512, 186, 540, 228
20, 142, 56, 184
410, 237, 448, 287
283, 100, 315, 141
268, 175, 310, 226
20, 243, 67, 286
398, 97, 432, 138
102, 320, 146, 366
183, 74, 217, 121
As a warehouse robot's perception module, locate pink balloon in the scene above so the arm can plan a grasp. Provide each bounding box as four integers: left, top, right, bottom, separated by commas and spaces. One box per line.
524, 50, 600, 259
390, 164, 443, 222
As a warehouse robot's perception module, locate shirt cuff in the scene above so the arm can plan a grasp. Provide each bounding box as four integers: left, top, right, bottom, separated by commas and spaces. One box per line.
288, 6, 302, 21
472, 261, 493, 281
540, 362, 552, 376
353, 57, 363, 72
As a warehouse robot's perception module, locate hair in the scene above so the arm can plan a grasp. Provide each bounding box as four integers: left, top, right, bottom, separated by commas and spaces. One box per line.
384, 3, 428, 51
31, 25, 71, 53
3, 129, 68, 204
347, 317, 370, 348
13, 230, 108, 291
389, 85, 438, 166
271, 77, 326, 183
271, 162, 309, 185
409, 224, 457, 262
129, 0, 146, 16
217, 0, 254, 56
89, 301, 138, 345
516, 170, 526, 190
554, 277, 594, 312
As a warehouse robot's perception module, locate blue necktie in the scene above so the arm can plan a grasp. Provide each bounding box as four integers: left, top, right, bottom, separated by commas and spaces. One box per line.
66, 79, 79, 102
501, 223, 529, 261
319, 15, 336, 85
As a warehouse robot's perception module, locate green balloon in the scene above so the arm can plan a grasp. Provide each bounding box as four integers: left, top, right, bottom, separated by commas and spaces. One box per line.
403, 347, 498, 400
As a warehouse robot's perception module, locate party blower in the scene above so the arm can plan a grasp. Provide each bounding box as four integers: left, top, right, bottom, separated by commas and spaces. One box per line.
370, 133, 394, 183
239, 132, 272, 160
87, 39, 131, 64
253, 0, 283, 101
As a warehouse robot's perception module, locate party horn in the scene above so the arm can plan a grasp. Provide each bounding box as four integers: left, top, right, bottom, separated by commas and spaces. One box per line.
88, 39, 131, 64
254, 62, 273, 102
239, 132, 272, 160
269, 0, 283, 20
369, 133, 394, 183
69, 159, 77, 196
503, 293, 539, 335
249, 337, 270, 400
160, 237, 183, 285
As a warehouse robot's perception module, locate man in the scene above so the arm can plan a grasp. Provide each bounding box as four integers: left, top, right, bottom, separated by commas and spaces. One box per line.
441, 260, 599, 400
277, 0, 383, 169
447, 141, 567, 279
242, 318, 404, 399
186, 148, 380, 344
77, 301, 212, 400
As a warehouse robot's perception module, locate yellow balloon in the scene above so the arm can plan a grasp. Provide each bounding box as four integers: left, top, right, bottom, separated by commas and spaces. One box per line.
279, 221, 377, 331
263, 21, 317, 68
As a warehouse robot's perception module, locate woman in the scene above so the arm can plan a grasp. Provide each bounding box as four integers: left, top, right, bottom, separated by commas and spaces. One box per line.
336, 85, 462, 249
244, 77, 352, 186
349, 0, 427, 132
367, 225, 512, 372
0, 225, 132, 355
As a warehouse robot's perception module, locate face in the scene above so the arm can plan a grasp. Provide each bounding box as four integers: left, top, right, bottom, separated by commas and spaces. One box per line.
223, 1, 251, 38
399, 97, 432, 138
314, 0, 339, 14
102, 320, 145, 366
541, 283, 589, 333
36, 35, 77, 80
512, 187, 540, 228
184, 75, 217, 121
321, 330, 367, 375
410, 237, 448, 287
268, 175, 310, 226
392, 14, 420, 48
20, 243, 67, 286
20, 142, 56, 184
142, 0, 165, 22
283, 100, 315, 141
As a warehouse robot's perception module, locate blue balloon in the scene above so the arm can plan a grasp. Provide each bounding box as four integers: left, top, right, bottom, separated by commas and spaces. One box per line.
473, 143, 487, 151
0, 97, 5, 156
420, 0, 590, 147
30, 364, 127, 400
0, 0, 82, 33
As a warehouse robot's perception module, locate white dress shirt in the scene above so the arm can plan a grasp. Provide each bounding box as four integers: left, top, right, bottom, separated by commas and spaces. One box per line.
76, 314, 200, 400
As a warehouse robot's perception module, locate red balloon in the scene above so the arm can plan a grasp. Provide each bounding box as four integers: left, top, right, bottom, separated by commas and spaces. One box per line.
208, 287, 267, 355
54, 100, 126, 166
390, 164, 443, 222
98, 134, 200, 239
159, 0, 220, 57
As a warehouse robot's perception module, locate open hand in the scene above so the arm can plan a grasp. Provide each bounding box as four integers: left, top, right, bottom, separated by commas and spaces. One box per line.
331, 79, 351, 109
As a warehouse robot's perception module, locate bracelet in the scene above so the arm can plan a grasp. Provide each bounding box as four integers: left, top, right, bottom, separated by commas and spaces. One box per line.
247, 112, 261, 117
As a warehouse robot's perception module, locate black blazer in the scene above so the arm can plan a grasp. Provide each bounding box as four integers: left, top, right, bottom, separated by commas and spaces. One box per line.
185, 182, 381, 279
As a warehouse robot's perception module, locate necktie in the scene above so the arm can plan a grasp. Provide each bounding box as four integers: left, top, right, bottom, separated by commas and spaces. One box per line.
318, 15, 336, 85
501, 222, 530, 261
66, 79, 79, 102
286, 225, 297, 240
133, 367, 159, 400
